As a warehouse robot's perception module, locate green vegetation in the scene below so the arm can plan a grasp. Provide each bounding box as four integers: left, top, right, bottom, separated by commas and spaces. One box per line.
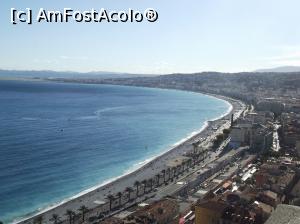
117, 192, 122, 207
49, 214, 60, 224
33, 216, 43, 224
64, 210, 75, 224
213, 133, 224, 149
223, 128, 231, 138
78, 205, 88, 222
134, 180, 140, 197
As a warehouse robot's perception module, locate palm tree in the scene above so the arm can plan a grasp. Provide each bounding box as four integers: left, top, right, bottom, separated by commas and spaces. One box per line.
192, 157, 196, 167
116, 192, 122, 207
182, 161, 186, 172
107, 195, 115, 211
172, 167, 176, 179
125, 187, 134, 202
141, 180, 147, 194
166, 168, 171, 181
176, 165, 181, 176
198, 152, 202, 162
50, 214, 60, 224
185, 159, 189, 169
161, 169, 166, 183
134, 181, 140, 198
155, 174, 160, 186
33, 216, 43, 224
192, 142, 198, 154
199, 149, 204, 161
188, 158, 192, 167
78, 205, 88, 222
65, 209, 75, 224
148, 178, 153, 192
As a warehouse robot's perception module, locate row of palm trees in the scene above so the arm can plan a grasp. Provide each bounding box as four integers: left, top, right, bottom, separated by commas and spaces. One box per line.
37, 145, 209, 224
33, 205, 89, 224
103, 145, 209, 213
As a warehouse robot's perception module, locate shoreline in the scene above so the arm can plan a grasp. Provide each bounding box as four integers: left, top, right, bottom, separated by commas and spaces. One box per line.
13, 85, 245, 224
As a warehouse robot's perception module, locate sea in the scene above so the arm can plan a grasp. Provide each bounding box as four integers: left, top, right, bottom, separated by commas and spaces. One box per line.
0, 80, 230, 223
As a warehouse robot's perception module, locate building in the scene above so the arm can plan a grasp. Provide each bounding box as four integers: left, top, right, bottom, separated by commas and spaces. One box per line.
257, 190, 281, 207
250, 124, 273, 153
291, 180, 300, 198
280, 112, 300, 147
256, 100, 284, 115
229, 126, 251, 148
247, 111, 274, 124
229, 112, 273, 152
195, 200, 227, 224
254, 163, 296, 195
297, 141, 300, 157
264, 204, 300, 224
122, 198, 179, 224
194, 193, 264, 224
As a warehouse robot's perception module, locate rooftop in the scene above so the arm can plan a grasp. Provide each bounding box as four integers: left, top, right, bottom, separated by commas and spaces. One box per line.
264, 204, 300, 224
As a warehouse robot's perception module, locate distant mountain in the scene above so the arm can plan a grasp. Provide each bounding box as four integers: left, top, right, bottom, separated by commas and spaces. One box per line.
255, 66, 300, 73
0, 70, 153, 79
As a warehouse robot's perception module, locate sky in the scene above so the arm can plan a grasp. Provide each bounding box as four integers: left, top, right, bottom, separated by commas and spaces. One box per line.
1, 0, 300, 74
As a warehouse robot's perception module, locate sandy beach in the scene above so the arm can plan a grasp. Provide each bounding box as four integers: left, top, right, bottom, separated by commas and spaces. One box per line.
15, 92, 245, 224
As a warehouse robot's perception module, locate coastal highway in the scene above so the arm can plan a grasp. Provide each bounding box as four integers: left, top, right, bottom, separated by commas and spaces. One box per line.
149, 138, 232, 201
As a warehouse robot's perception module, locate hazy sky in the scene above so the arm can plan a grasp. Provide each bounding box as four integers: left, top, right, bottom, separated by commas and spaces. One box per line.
1, 0, 300, 74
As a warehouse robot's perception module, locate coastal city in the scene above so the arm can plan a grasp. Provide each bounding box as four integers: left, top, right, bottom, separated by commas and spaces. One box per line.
2, 0, 300, 224
8, 71, 298, 224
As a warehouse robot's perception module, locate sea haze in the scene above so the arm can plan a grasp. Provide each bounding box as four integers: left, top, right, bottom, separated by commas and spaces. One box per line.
0, 80, 230, 223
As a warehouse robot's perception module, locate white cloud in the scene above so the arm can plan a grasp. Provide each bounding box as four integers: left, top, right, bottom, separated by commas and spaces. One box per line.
59, 56, 88, 60
259, 45, 300, 66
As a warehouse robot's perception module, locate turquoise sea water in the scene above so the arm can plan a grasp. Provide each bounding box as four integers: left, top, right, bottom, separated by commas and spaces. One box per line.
0, 80, 230, 223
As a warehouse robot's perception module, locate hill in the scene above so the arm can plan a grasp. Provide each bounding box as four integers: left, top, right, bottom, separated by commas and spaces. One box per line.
255, 66, 300, 73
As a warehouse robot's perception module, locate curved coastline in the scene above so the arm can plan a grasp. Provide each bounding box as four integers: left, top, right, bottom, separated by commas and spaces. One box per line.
13, 87, 245, 224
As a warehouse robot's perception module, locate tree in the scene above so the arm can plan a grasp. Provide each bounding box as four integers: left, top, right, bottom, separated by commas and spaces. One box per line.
106, 195, 115, 211
155, 174, 160, 186
157, 207, 164, 215
141, 180, 148, 194
65, 210, 75, 224
78, 205, 88, 222
162, 169, 166, 183
116, 192, 122, 207
125, 187, 134, 202
33, 216, 43, 224
182, 161, 186, 172
192, 157, 197, 167
176, 165, 181, 176
223, 128, 230, 137
134, 181, 140, 197
172, 167, 177, 179
166, 168, 171, 181
49, 214, 60, 224
148, 178, 153, 191
235, 176, 242, 184
216, 134, 224, 142
192, 142, 198, 154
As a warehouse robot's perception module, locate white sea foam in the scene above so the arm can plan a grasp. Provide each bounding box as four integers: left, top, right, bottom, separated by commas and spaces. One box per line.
94, 106, 127, 116
74, 106, 128, 120
74, 116, 99, 120
21, 117, 39, 121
